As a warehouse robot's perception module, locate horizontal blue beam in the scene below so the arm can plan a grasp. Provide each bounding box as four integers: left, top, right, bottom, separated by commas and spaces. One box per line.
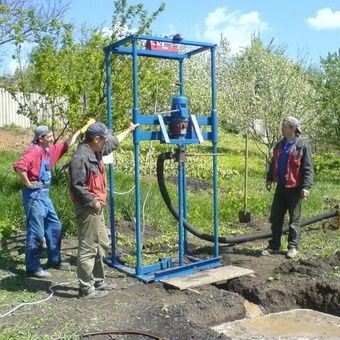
112, 47, 187, 60
106, 34, 216, 48
137, 34, 216, 48
136, 131, 211, 142
108, 256, 221, 283
154, 257, 221, 282
135, 115, 211, 126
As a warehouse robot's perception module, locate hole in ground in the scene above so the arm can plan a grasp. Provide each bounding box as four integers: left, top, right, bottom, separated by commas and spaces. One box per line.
216, 255, 340, 317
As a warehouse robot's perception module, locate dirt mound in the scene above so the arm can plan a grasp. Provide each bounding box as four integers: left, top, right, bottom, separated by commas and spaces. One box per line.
223, 251, 340, 316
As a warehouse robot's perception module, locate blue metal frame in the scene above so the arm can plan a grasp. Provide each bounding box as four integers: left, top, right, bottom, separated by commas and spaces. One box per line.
104, 35, 220, 282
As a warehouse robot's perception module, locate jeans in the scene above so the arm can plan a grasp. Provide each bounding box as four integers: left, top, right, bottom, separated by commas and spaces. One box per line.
23, 188, 62, 271
268, 186, 302, 250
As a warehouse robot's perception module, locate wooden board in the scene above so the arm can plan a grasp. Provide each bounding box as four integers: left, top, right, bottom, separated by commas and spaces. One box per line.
161, 265, 254, 290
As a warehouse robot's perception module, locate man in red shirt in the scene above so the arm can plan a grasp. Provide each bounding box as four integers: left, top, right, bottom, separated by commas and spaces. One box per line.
13, 125, 81, 278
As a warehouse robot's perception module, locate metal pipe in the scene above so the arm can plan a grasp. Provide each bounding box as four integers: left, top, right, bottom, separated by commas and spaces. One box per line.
105, 49, 117, 264
211, 45, 219, 257
132, 37, 142, 275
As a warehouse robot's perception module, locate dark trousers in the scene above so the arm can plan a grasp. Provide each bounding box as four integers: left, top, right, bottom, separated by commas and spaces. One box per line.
268, 186, 302, 250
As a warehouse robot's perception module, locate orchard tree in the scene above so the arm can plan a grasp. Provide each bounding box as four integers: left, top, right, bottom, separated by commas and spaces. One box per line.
220, 36, 317, 161
313, 50, 340, 150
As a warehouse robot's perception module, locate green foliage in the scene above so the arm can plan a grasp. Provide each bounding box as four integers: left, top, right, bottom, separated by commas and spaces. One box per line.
313, 153, 340, 175
312, 49, 340, 150
0, 151, 24, 242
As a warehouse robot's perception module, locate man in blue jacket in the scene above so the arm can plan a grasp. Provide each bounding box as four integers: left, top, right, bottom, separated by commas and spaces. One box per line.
262, 116, 314, 259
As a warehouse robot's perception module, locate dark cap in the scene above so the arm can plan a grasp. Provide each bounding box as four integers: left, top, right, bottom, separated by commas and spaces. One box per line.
283, 116, 302, 134
32, 125, 52, 143
86, 122, 109, 138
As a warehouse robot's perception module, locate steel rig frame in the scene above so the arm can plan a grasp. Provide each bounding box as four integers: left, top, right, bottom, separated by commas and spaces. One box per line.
104, 34, 220, 282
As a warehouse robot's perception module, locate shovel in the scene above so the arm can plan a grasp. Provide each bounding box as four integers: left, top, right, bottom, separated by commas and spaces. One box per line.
239, 131, 251, 223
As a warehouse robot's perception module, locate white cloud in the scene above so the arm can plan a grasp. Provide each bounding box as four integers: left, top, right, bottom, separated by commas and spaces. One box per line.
307, 8, 340, 30
201, 7, 268, 53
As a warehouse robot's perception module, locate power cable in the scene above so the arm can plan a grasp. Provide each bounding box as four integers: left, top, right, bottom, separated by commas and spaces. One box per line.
0, 279, 77, 318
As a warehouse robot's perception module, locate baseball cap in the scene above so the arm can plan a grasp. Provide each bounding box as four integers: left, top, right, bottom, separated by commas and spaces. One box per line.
86, 122, 109, 138
283, 116, 302, 134
32, 125, 52, 143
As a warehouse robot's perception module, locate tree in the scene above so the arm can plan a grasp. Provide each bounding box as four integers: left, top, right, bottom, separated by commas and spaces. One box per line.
0, 0, 67, 46
0, 0, 68, 72
313, 50, 340, 150
8, 0, 168, 136
220, 36, 317, 161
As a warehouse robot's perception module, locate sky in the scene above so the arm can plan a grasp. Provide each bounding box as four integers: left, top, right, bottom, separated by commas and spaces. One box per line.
2, 0, 340, 74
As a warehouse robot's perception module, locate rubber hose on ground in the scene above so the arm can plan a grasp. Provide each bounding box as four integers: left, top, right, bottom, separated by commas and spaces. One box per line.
156, 152, 338, 245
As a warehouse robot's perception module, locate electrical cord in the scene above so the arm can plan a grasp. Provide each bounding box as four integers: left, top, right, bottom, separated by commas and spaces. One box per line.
0, 279, 77, 318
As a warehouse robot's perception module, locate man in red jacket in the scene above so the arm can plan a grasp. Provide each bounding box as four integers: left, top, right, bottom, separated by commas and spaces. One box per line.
69, 121, 139, 299
13, 125, 81, 277
262, 116, 314, 259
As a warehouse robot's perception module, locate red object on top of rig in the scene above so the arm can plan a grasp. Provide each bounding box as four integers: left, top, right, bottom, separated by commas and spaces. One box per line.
145, 40, 179, 53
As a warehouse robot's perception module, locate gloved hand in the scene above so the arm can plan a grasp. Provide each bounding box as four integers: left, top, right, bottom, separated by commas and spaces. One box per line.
28, 181, 43, 189
80, 118, 96, 134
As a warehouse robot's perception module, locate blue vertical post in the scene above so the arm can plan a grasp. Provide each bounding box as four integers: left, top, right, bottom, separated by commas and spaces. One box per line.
132, 37, 142, 275
178, 60, 188, 255
211, 45, 219, 258
178, 152, 184, 266
105, 49, 117, 264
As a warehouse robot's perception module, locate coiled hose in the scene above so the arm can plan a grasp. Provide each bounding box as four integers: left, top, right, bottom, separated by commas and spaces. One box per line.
156, 152, 338, 245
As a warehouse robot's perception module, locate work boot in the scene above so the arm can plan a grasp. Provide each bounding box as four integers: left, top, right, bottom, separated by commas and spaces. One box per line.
95, 281, 117, 291
26, 269, 52, 278
46, 261, 71, 270
78, 288, 108, 299
286, 247, 298, 259
261, 248, 280, 256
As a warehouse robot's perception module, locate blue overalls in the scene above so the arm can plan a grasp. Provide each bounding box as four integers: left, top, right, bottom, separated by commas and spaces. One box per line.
23, 149, 62, 272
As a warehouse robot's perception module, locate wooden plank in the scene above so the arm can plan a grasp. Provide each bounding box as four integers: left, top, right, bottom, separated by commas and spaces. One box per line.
161, 265, 254, 290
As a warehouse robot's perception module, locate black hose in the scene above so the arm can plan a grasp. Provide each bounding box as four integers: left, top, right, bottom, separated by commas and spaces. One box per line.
156, 152, 339, 245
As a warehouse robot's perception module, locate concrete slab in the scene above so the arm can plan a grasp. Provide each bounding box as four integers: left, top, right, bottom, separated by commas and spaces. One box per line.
212, 308, 340, 339
161, 265, 254, 290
